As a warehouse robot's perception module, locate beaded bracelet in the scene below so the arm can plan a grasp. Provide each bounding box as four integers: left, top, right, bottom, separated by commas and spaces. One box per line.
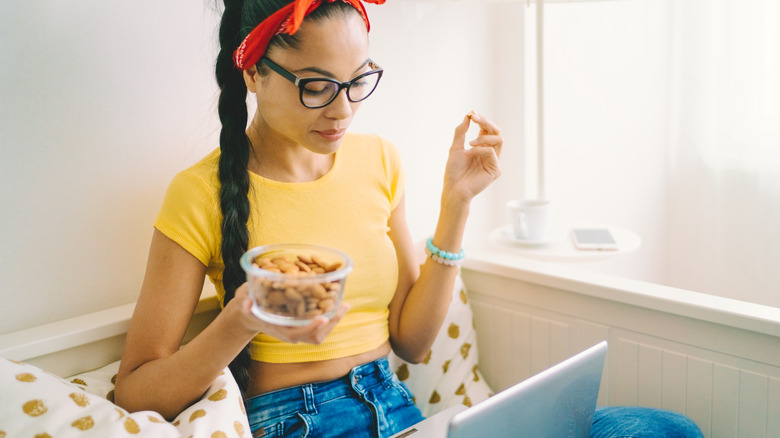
425, 237, 465, 267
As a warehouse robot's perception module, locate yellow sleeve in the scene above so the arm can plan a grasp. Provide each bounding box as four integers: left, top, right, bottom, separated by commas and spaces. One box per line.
153, 170, 221, 267
379, 136, 406, 211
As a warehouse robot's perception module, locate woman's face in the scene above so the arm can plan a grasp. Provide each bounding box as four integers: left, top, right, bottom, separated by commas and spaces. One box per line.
246, 12, 371, 155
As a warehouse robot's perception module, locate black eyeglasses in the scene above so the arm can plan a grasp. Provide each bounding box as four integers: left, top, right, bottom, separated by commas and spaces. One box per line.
260, 57, 384, 109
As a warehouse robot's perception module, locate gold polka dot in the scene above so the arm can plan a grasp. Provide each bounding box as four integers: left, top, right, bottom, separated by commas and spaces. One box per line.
111, 374, 118, 385
208, 389, 227, 401
15, 372, 37, 382
462, 395, 472, 407
239, 396, 246, 415
124, 417, 140, 434
173, 419, 181, 427
71, 415, 95, 430
472, 365, 480, 382
33, 434, 51, 438
442, 360, 451, 374
148, 415, 164, 423
448, 323, 460, 339
460, 343, 472, 360
460, 289, 467, 304
455, 383, 466, 396
0, 430, 6, 438
429, 391, 441, 404
211, 432, 227, 438
107, 389, 115, 402
69, 392, 90, 407
234, 420, 245, 437
22, 399, 48, 417
70, 378, 87, 386
395, 363, 409, 381
116, 408, 125, 419
189, 409, 206, 422
422, 350, 432, 364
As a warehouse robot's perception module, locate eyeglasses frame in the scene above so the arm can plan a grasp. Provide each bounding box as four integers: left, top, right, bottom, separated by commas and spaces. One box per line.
259, 57, 384, 109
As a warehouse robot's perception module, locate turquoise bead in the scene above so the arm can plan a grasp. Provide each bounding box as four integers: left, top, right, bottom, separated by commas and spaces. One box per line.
426, 237, 464, 263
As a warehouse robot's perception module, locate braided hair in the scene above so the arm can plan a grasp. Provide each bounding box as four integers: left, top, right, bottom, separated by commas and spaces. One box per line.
215, 0, 358, 392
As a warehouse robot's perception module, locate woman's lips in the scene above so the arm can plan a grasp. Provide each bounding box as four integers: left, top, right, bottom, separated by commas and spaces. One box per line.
315, 129, 345, 141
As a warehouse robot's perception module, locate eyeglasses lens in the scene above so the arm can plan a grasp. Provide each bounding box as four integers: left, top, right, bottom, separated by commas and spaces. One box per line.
347, 72, 380, 102
301, 82, 338, 108
300, 71, 381, 108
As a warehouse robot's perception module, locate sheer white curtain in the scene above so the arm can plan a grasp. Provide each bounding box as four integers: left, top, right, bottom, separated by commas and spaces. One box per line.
666, 0, 780, 306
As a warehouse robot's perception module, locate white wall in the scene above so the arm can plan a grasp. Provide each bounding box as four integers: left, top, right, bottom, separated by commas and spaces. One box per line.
0, 1, 525, 334
1, 1, 223, 334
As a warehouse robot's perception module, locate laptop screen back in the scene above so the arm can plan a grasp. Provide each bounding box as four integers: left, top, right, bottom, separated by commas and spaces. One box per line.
447, 341, 607, 438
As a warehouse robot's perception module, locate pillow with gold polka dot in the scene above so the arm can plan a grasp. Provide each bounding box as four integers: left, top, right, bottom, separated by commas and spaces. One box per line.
0, 358, 250, 437
388, 274, 494, 417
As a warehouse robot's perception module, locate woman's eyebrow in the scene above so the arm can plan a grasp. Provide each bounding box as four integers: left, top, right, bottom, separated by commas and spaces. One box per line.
294, 59, 371, 78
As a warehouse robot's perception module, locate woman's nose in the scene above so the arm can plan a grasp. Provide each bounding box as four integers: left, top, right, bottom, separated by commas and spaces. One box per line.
323, 88, 353, 120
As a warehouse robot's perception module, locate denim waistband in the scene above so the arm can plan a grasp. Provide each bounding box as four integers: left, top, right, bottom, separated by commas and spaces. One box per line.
245, 356, 395, 418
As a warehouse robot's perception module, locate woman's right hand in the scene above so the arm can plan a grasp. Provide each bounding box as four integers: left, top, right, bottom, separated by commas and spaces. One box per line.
227, 283, 349, 345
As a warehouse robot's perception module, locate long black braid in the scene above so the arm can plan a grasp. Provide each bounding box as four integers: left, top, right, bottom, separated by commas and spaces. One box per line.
215, 0, 360, 393
215, 0, 253, 392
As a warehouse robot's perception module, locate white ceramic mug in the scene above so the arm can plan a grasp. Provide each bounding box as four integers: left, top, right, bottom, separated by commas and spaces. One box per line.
507, 199, 551, 241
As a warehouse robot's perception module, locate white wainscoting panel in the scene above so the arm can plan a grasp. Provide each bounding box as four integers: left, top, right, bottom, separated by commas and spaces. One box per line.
462, 266, 780, 438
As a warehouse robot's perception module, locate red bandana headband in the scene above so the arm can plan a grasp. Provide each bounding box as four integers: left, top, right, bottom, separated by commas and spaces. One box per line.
233, 0, 385, 70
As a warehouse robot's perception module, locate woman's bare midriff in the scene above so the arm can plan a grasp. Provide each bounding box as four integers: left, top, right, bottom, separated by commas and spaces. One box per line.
245, 341, 392, 398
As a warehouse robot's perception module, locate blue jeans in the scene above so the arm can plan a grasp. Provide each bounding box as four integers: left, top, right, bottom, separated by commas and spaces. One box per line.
245, 357, 423, 438
591, 406, 704, 438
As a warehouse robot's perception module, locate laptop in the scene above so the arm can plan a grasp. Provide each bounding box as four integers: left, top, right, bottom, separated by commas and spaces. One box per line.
391, 341, 608, 438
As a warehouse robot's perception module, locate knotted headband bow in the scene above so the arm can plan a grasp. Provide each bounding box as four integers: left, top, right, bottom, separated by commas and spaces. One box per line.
233, 0, 385, 70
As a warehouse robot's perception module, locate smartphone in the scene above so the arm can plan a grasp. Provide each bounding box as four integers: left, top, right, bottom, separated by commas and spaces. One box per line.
570, 228, 619, 251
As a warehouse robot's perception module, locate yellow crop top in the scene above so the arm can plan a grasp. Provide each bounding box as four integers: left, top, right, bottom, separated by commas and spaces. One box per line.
154, 133, 405, 363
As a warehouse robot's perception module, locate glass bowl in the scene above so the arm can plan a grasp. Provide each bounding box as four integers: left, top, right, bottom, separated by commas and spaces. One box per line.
240, 244, 353, 326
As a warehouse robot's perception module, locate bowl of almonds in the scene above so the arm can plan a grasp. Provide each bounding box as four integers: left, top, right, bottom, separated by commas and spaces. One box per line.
240, 244, 353, 326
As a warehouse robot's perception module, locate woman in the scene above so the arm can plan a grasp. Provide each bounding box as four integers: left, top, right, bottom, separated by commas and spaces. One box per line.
115, 1, 702, 437
116, 0, 500, 435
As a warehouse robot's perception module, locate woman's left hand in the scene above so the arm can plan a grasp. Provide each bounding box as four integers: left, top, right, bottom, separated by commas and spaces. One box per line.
443, 111, 503, 203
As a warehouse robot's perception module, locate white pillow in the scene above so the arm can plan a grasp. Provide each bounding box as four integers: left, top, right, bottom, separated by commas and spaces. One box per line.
388, 274, 493, 417
0, 358, 250, 437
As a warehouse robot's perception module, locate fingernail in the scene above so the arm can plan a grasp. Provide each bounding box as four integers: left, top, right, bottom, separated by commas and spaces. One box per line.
469, 110, 480, 120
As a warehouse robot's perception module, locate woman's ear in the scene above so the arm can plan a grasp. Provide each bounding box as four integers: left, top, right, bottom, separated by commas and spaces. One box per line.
243, 66, 260, 93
